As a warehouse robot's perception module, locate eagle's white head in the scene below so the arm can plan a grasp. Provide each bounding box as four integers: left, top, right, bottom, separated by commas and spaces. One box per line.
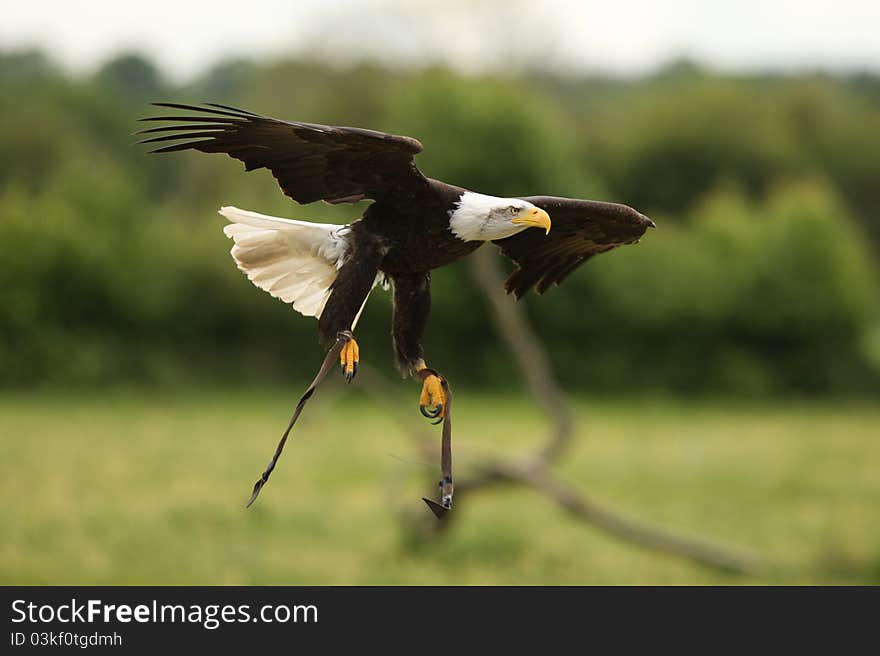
448, 192, 552, 242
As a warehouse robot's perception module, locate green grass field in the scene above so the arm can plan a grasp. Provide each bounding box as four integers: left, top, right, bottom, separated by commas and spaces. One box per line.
1, 386, 878, 585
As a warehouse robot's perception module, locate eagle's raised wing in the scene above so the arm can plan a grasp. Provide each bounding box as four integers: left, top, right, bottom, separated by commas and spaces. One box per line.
137, 103, 427, 204
493, 196, 655, 298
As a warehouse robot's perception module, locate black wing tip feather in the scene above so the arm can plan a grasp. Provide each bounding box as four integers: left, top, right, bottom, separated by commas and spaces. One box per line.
149, 101, 256, 119
140, 101, 423, 154
147, 140, 216, 154
132, 123, 226, 136
137, 131, 228, 146
203, 102, 260, 116
137, 102, 258, 153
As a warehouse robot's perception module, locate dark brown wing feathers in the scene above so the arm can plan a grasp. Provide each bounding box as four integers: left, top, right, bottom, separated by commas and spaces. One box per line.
137, 103, 426, 205
139, 104, 651, 298
494, 196, 654, 298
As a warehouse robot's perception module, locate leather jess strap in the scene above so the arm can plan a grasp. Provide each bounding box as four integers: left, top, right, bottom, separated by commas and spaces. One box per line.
246, 332, 454, 518
246, 331, 353, 508
416, 367, 454, 518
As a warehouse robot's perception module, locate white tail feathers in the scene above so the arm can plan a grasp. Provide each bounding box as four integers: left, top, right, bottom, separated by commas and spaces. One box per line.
220, 206, 348, 319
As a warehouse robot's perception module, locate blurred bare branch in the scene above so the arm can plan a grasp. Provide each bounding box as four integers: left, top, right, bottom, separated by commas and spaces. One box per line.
458, 458, 759, 573
468, 245, 573, 463
366, 245, 762, 574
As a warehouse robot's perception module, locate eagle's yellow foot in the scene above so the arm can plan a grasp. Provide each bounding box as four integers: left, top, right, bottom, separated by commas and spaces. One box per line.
339, 337, 359, 383
419, 373, 446, 425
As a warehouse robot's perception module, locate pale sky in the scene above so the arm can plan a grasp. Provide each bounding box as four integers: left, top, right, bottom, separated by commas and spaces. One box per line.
1, 0, 879, 81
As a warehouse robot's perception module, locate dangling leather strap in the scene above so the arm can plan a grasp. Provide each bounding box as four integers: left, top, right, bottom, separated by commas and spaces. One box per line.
417, 368, 454, 519
246, 331, 353, 508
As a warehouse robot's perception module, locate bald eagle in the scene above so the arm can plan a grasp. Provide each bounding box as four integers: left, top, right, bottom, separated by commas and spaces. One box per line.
138, 103, 654, 422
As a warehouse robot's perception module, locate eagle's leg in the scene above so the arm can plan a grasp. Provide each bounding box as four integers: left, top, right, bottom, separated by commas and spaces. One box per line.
339, 338, 360, 383
318, 236, 385, 384
390, 272, 448, 423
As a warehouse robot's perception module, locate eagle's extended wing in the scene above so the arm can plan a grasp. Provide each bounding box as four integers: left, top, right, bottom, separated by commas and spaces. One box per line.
493, 196, 655, 298
137, 103, 427, 204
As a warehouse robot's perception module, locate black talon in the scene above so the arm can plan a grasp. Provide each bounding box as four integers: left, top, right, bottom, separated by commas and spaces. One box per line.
419, 403, 443, 423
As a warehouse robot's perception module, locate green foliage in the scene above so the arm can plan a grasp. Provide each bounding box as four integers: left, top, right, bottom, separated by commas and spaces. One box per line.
534, 180, 878, 394
0, 52, 878, 393
587, 78, 803, 213
384, 69, 585, 196
96, 53, 164, 103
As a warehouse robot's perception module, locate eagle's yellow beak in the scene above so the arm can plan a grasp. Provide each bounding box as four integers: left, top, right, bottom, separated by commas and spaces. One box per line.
512, 207, 551, 235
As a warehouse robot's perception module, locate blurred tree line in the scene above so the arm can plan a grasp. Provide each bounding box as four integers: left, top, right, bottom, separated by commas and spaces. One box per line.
0, 51, 878, 394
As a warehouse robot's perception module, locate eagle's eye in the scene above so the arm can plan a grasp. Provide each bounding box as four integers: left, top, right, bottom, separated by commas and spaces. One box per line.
508, 206, 519, 215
